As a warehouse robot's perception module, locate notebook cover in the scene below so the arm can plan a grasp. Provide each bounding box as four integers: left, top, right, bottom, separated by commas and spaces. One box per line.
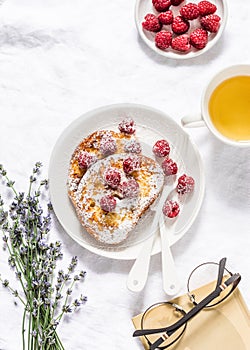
132, 283, 250, 349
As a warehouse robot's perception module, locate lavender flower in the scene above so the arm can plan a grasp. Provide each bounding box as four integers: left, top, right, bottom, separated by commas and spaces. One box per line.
0, 163, 87, 350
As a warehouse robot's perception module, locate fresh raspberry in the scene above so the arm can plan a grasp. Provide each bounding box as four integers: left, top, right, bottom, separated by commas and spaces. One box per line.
142, 14, 162, 33
118, 117, 136, 134
198, 1, 217, 16
152, 139, 170, 158
78, 151, 97, 170
158, 10, 173, 25
100, 134, 117, 156
103, 167, 121, 189
100, 195, 116, 213
162, 200, 180, 218
155, 30, 172, 50
190, 28, 208, 49
161, 158, 178, 176
176, 174, 195, 194
152, 0, 171, 12
172, 16, 190, 34
123, 156, 141, 175
118, 179, 140, 199
171, 34, 191, 52
200, 14, 221, 33
180, 3, 200, 20
124, 139, 142, 154
171, 0, 184, 6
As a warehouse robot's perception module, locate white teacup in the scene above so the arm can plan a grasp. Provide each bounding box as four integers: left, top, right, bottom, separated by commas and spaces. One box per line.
181, 65, 250, 147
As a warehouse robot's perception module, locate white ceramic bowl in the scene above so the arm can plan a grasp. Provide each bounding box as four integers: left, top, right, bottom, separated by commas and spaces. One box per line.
135, 0, 228, 59
49, 103, 205, 260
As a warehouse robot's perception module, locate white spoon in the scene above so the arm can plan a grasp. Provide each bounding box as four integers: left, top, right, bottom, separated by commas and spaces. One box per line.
126, 228, 156, 292
127, 185, 179, 294
159, 214, 180, 295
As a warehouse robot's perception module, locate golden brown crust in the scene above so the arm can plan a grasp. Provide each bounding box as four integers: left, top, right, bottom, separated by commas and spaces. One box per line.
73, 153, 164, 245
67, 130, 134, 208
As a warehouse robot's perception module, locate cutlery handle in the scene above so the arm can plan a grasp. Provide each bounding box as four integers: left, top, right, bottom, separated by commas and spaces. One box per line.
159, 220, 181, 296
127, 185, 171, 293
126, 234, 155, 292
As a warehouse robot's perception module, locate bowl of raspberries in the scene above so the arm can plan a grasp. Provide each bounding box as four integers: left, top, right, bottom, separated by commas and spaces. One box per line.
135, 0, 228, 58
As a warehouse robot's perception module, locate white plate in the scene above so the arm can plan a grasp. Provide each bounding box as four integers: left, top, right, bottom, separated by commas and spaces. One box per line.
49, 103, 205, 260
135, 0, 228, 59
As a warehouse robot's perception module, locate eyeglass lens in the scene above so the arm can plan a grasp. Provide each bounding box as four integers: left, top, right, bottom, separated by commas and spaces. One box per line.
187, 262, 233, 307
141, 302, 186, 348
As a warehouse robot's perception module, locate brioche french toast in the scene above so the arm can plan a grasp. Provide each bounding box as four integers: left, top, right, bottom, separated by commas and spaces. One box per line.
73, 153, 164, 245
67, 130, 139, 207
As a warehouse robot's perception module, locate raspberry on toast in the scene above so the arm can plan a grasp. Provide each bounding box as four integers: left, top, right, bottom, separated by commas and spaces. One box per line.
67, 130, 136, 207
73, 153, 164, 245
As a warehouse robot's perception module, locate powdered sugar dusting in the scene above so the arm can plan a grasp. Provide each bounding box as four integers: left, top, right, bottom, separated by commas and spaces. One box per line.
74, 153, 164, 244
67, 129, 137, 201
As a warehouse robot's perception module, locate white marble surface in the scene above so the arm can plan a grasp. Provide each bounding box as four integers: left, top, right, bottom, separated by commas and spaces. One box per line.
0, 0, 250, 349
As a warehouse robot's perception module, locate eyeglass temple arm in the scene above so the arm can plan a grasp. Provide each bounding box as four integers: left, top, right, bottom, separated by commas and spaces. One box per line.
166, 273, 240, 334
133, 272, 241, 338
133, 287, 222, 338
216, 257, 227, 288
148, 273, 241, 350
149, 336, 165, 350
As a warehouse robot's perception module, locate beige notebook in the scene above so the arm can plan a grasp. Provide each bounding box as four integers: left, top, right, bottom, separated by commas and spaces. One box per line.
132, 283, 250, 349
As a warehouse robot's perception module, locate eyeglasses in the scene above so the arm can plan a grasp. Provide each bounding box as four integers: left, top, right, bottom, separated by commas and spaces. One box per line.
133, 258, 241, 350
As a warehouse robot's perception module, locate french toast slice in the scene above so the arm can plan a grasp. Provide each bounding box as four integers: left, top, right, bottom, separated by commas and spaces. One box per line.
74, 153, 164, 245
68, 130, 137, 207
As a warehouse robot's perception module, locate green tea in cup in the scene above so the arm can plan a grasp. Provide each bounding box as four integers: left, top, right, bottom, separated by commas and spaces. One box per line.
182, 65, 250, 147
208, 75, 250, 141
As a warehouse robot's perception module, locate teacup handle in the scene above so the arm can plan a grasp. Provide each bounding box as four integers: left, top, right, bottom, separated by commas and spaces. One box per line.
181, 114, 206, 128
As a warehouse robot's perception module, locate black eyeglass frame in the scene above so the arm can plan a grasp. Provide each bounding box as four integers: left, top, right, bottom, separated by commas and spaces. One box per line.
187, 260, 234, 308
140, 301, 187, 350
133, 258, 241, 350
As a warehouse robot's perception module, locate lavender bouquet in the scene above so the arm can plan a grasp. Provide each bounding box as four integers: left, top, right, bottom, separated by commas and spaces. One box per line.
0, 162, 87, 350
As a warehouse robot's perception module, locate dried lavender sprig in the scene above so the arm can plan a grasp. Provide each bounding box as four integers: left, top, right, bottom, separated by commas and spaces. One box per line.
0, 275, 26, 305
0, 163, 87, 350
54, 269, 87, 325
49, 256, 86, 322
